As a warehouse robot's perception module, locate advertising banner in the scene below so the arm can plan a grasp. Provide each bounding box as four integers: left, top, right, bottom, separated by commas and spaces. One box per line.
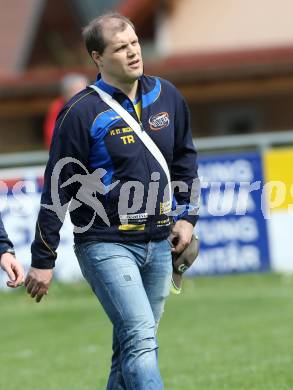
263, 147, 293, 272
190, 151, 271, 275
0, 167, 81, 289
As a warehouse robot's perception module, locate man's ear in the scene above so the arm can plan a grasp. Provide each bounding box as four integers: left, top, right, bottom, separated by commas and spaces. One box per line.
91, 51, 103, 68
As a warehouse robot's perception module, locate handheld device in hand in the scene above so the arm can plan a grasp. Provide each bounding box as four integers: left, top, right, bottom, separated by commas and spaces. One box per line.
170, 235, 200, 294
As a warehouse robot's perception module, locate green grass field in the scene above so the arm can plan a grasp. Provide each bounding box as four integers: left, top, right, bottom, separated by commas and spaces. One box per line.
0, 273, 292, 390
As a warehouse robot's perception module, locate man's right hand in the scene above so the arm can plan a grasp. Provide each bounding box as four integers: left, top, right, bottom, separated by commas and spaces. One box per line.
24, 267, 53, 303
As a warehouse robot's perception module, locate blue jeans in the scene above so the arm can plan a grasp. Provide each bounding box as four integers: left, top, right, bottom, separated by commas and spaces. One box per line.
74, 239, 172, 390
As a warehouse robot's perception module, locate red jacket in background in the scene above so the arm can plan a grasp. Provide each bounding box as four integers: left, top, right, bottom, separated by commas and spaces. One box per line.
43, 97, 65, 149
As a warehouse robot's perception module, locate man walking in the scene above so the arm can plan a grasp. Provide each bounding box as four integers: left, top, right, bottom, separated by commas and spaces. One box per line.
25, 13, 199, 389
0, 212, 24, 287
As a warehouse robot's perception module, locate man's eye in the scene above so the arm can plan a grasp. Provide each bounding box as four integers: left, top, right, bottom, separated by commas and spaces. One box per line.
116, 45, 127, 51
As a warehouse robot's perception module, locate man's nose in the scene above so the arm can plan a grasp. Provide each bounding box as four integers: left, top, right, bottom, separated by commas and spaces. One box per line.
127, 45, 136, 57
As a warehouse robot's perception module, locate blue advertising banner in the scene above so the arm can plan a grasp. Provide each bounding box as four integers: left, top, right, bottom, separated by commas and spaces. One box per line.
190, 151, 271, 275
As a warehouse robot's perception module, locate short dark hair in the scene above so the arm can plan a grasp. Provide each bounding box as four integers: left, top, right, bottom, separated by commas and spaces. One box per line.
82, 12, 135, 56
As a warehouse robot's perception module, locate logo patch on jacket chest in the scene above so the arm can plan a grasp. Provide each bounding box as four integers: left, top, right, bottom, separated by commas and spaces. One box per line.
149, 112, 170, 131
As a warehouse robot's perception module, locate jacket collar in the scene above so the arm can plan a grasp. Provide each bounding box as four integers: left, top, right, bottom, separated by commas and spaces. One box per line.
94, 75, 118, 96
93, 74, 159, 107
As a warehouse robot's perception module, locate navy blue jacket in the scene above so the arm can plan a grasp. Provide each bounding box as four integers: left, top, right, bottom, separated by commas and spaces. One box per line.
31, 75, 199, 269
0, 212, 13, 257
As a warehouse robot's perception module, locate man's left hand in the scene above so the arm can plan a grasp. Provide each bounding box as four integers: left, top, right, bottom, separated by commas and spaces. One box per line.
169, 220, 194, 255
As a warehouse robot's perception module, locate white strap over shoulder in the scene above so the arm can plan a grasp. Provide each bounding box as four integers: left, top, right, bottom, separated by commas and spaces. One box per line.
90, 84, 172, 205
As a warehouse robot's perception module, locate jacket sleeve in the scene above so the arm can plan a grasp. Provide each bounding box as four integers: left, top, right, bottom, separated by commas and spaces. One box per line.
0, 212, 13, 257
171, 90, 200, 226
31, 106, 90, 269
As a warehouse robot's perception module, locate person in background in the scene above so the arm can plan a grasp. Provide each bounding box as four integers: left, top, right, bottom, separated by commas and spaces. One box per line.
43, 73, 88, 148
0, 212, 24, 287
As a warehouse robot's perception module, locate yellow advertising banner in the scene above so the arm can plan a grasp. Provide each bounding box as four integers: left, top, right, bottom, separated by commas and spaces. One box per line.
263, 147, 293, 212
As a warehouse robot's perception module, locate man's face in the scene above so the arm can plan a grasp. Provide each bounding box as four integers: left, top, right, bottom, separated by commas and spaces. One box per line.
96, 23, 143, 85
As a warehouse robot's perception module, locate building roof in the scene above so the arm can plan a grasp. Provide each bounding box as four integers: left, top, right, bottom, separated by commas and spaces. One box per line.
0, 0, 122, 78
146, 45, 293, 82
1, 44, 293, 98
117, 0, 158, 25
2, 0, 293, 100
72, 0, 122, 23
0, 0, 45, 76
